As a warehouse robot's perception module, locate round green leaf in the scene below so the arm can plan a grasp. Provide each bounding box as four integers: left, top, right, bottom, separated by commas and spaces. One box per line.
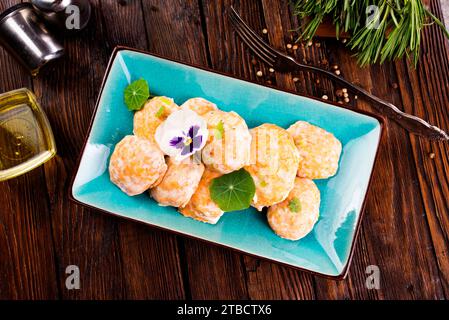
124, 79, 150, 111
209, 169, 256, 212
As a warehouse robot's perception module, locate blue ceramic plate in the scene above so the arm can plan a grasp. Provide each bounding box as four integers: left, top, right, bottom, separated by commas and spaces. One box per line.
71, 47, 383, 278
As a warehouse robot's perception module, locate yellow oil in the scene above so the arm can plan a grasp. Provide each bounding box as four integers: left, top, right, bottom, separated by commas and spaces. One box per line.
0, 89, 56, 181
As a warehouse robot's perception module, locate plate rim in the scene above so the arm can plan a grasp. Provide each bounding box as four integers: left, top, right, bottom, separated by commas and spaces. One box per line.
69, 45, 385, 280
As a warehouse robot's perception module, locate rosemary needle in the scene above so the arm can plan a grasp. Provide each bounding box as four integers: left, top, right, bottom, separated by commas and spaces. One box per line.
293, 0, 449, 66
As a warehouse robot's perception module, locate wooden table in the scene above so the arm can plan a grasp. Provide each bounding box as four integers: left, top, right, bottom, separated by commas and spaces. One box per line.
0, 0, 448, 300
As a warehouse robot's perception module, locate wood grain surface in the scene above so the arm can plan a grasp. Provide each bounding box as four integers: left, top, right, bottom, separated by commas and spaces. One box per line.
0, 0, 448, 300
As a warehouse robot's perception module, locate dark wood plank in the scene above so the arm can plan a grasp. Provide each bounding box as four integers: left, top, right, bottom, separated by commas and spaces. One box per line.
395, 0, 449, 297
313, 4, 447, 298
99, 0, 186, 300
0, 0, 59, 299
201, 0, 317, 299
204, 0, 448, 300
31, 0, 127, 299
261, 0, 334, 100
31, 0, 187, 299
140, 0, 249, 300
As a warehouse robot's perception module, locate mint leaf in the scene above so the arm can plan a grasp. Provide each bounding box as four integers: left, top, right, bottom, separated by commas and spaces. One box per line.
209, 169, 256, 212
124, 79, 150, 111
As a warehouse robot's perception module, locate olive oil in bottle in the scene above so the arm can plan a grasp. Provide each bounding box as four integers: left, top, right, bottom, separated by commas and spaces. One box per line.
0, 88, 56, 181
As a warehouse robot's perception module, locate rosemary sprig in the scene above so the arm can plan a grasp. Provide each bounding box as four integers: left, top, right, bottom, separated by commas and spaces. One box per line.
292, 0, 449, 66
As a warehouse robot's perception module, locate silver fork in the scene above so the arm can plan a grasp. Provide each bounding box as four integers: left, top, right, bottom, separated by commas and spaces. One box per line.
229, 6, 449, 141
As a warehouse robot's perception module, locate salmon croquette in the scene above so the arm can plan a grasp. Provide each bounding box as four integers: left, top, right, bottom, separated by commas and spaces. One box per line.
287, 121, 342, 179
133, 96, 179, 144
151, 157, 205, 208
179, 169, 224, 224
109, 135, 167, 196
267, 177, 320, 241
181, 97, 217, 116
245, 124, 300, 211
201, 110, 251, 174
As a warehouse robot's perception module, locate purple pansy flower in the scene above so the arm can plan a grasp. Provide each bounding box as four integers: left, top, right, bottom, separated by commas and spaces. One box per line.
169, 125, 203, 156
155, 108, 208, 161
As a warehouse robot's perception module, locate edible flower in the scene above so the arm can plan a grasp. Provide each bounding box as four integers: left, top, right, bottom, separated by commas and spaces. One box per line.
155, 108, 208, 161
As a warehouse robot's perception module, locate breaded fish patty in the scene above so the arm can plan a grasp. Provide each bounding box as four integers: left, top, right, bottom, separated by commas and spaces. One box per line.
179, 169, 224, 224
287, 121, 342, 179
267, 177, 320, 241
151, 157, 205, 208
133, 96, 179, 144
109, 135, 167, 196
201, 110, 251, 174
181, 97, 217, 116
245, 124, 300, 211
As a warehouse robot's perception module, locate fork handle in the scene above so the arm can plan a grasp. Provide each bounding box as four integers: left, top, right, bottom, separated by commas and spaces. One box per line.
292, 62, 449, 141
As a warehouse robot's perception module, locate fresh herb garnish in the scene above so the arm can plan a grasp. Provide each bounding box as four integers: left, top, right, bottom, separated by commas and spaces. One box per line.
292, 0, 449, 66
159, 96, 172, 105
124, 79, 150, 111
288, 197, 301, 213
155, 105, 165, 118
214, 120, 225, 139
210, 168, 256, 212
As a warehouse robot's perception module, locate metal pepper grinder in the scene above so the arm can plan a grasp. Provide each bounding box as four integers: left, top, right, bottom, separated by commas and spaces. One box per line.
0, 3, 64, 75
31, 0, 91, 34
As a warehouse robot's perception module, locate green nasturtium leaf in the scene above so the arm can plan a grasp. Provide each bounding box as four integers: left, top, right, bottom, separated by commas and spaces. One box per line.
124, 79, 150, 111
209, 168, 256, 212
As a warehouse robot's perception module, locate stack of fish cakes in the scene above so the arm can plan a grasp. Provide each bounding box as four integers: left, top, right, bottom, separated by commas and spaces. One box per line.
109, 96, 342, 241
266, 121, 342, 240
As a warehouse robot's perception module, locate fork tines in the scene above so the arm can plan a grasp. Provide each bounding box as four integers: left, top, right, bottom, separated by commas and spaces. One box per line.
228, 7, 276, 66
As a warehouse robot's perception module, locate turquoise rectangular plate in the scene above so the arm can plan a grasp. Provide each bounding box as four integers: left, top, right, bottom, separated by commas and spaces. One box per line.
71, 47, 383, 278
